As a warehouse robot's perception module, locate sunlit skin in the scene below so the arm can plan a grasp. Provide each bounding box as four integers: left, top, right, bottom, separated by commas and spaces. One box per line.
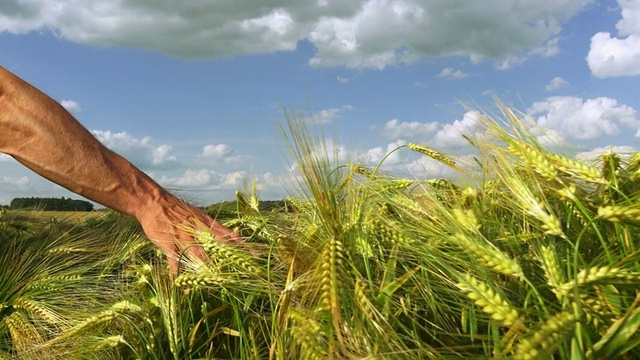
0, 66, 242, 274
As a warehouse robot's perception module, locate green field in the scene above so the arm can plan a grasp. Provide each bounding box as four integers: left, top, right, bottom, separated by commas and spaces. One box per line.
4, 210, 106, 224
2, 110, 640, 359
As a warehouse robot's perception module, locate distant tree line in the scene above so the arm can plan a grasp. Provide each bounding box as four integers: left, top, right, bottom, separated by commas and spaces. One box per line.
9, 197, 94, 211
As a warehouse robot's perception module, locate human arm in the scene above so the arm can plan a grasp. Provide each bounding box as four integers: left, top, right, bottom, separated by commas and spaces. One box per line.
0, 66, 241, 273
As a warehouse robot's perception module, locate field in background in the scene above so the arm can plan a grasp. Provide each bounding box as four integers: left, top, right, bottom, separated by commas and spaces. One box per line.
4, 209, 106, 225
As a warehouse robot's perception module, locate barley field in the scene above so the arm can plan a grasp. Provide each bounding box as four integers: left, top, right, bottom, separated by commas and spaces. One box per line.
2, 108, 640, 359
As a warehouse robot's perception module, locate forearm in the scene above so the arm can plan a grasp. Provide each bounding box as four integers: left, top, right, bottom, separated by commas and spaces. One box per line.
0, 66, 164, 218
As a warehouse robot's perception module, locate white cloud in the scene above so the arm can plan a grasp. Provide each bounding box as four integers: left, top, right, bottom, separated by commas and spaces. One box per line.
405, 156, 456, 179
160, 168, 246, 191
198, 144, 249, 165
0, 0, 590, 70
337, 76, 349, 83
217, 171, 247, 188
308, 105, 353, 124
382, 119, 440, 139
60, 99, 81, 113
91, 130, 178, 169
162, 169, 213, 187
545, 76, 569, 91
434, 111, 483, 147
437, 67, 469, 80
200, 144, 233, 159
577, 145, 637, 162
530, 37, 561, 58
495, 56, 527, 70
527, 96, 640, 140
0, 176, 31, 188
587, 0, 640, 78
362, 139, 407, 166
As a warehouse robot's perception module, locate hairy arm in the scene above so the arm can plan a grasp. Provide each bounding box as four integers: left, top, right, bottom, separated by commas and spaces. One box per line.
0, 66, 241, 272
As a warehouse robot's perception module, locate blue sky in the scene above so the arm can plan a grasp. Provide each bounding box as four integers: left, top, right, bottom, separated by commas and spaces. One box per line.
1, 0, 639, 206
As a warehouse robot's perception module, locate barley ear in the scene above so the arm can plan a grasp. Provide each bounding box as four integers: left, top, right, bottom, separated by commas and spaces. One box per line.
457, 273, 520, 327
513, 311, 577, 360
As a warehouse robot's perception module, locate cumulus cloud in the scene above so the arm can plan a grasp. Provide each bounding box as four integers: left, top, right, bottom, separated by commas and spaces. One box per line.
0, 0, 589, 69
545, 76, 569, 91
60, 99, 81, 113
309, 105, 353, 124
405, 156, 457, 179
577, 145, 637, 162
160, 168, 247, 190
527, 96, 640, 140
382, 119, 439, 139
362, 139, 407, 166
91, 130, 178, 169
433, 111, 483, 147
216, 171, 247, 189
198, 144, 249, 165
587, 0, 640, 78
162, 169, 213, 187
0, 176, 31, 188
437, 67, 469, 80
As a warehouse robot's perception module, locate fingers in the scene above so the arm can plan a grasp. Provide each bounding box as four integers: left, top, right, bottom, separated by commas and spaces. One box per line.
167, 257, 179, 276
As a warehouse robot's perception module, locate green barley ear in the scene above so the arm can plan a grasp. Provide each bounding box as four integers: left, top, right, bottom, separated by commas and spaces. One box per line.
60, 310, 118, 339
13, 298, 62, 327
367, 217, 414, 244
457, 273, 520, 327
507, 141, 558, 182
560, 266, 640, 295
547, 152, 606, 184
288, 309, 328, 360
601, 149, 621, 180
536, 245, 565, 299
513, 311, 577, 360
5, 312, 46, 353
319, 236, 345, 342
596, 205, 640, 226
351, 164, 378, 180
406, 142, 472, 175
450, 232, 523, 278
407, 142, 456, 167
195, 231, 262, 274
174, 273, 226, 288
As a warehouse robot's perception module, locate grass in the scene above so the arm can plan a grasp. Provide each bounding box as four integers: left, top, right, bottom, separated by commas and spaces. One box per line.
2, 106, 640, 358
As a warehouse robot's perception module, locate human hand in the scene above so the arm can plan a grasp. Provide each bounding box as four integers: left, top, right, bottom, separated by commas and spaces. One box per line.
136, 194, 243, 275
